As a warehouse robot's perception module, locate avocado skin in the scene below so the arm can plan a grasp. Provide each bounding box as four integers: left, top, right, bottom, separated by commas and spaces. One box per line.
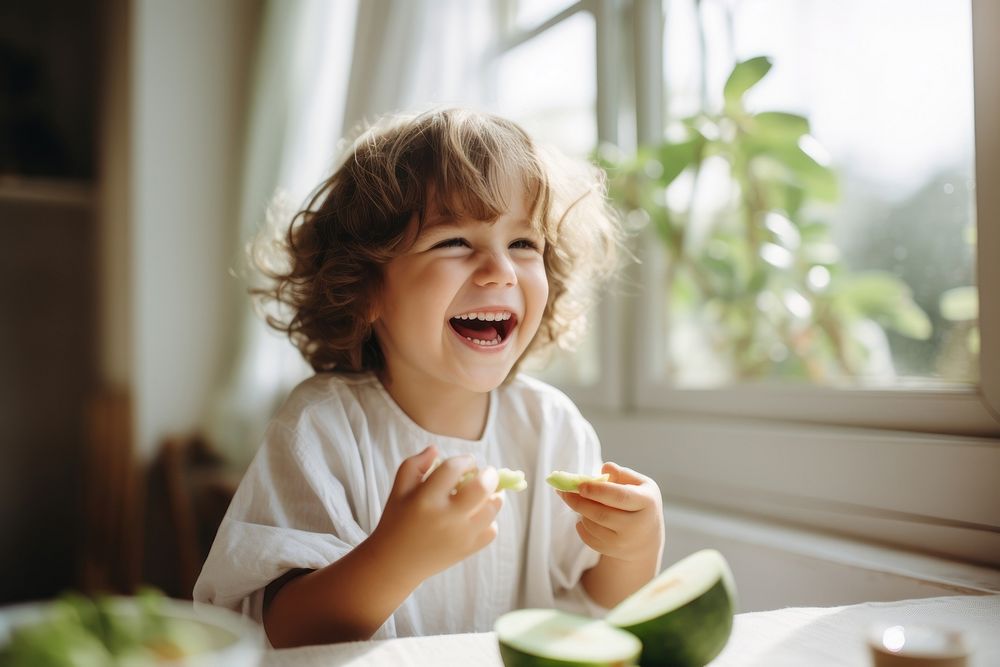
612, 577, 734, 667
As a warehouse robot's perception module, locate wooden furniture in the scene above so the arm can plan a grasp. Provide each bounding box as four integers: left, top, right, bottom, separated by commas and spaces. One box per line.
80, 387, 142, 595
156, 435, 240, 598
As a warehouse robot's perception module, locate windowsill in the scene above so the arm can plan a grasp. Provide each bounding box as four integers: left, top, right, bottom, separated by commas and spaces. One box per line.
664, 503, 1000, 595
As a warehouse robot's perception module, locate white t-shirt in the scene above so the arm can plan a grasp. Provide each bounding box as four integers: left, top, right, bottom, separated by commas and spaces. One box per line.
193, 371, 606, 639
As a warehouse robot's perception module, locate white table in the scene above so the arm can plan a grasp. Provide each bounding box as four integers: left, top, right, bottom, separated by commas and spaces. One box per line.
262, 595, 999, 666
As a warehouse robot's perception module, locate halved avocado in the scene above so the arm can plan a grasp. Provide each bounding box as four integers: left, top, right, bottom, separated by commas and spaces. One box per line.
495, 608, 641, 667
495, 551, 736, 667
604, 550, 737, 667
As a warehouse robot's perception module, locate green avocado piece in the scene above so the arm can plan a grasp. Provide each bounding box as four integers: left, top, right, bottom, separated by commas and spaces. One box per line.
545, 470, 610, 493
497, 468, 527, 492
423, 457, 527, 492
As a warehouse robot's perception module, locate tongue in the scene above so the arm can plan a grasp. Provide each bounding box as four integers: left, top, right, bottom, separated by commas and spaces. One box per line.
451, 319, 501, 341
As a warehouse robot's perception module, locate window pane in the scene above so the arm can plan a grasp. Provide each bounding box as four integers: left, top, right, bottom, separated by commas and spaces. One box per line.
645, 0, 977, 388
495, 11, 596, 159
515, 0, 578, 30
493, 11, 601, 387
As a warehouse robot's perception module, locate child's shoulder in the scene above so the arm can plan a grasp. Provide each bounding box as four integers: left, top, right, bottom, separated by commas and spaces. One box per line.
290, 370, 378, 398
272, 371, 379, 429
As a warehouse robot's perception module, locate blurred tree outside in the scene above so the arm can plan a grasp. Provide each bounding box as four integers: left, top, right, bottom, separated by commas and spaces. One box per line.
600, 50, 979, 387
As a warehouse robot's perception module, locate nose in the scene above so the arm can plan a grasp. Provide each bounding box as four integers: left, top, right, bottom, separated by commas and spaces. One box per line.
474, 250, 517, 287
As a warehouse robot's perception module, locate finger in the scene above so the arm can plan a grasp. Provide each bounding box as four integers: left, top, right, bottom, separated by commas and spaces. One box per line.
601, 461, 650, 486
559, 491, 629, 531
468, 491, 504, 525
578, 480, 646, 511
453, 467, 500, 512
471, 520, 500, 553
557, 489, 578, 508
393, 445, 439, 495
575, 520, 606, 551
420, 454, 443, 482
580, 516, 618, 543
423, 455, 478, 497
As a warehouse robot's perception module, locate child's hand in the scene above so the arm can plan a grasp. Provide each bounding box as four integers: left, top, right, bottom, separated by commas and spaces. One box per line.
372, 445, 504, 581
558, 462, 664, 564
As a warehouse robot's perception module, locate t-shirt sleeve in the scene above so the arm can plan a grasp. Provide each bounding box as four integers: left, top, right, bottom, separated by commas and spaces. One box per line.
547, 409, 608, 617
193, 418, 369, 623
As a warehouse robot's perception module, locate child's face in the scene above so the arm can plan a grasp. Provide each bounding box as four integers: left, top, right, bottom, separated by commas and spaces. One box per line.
373, 182, 548, 395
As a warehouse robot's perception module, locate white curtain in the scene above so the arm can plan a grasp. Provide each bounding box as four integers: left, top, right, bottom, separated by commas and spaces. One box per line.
205, 0, 499, 469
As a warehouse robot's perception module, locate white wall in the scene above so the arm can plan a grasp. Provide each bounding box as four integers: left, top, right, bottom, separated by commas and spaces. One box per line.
594, 414, 1000, 609
130, 0, 259, 458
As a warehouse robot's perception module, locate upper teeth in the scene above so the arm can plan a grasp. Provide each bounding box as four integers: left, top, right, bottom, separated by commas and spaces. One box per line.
454, 311, 512, 322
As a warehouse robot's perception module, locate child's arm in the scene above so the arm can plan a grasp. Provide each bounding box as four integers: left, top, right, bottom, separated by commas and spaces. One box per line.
557, 462, 664, 609
264, 445, 503, 647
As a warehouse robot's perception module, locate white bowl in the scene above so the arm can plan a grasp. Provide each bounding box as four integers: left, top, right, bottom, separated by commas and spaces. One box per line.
0, 596, 264, 666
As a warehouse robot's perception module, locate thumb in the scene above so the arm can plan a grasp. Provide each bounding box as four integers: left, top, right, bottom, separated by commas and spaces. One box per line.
393, 445, 439, 495
602, 461, 648, 486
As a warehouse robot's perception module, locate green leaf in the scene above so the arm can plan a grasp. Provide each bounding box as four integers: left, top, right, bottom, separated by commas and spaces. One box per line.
657, 134, 706, 187
833, 271, 931, 340
833, 272, 903, 310
724, 56, 773, 112
939, 286, 978, 321
669, 272, 697, 311
755, 177, 806, 218
747, 268, 768, 294
891, 303, 933, 340
702, 256, 737, 296
798, 221, 830, 242
647, 208, 675, 247
748, 112, 809, 144
746, 141, 839, 201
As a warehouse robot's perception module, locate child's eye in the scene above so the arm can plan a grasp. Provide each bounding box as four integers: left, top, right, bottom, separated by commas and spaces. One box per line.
433, 238, 470, 249
510, 239, 540, 250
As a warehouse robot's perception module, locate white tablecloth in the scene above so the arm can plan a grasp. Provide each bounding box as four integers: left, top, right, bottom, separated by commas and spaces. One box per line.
262, 594, 1000, 666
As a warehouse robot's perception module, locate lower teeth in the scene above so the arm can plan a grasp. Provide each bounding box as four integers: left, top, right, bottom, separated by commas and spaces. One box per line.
466, 336, 500, 347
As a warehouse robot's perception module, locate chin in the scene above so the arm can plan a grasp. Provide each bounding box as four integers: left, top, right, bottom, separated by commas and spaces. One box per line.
457, 367, 515, 394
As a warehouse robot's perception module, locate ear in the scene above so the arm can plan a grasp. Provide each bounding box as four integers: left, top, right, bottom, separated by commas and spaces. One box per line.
366, 275, 386, 325
367, 297, 381, 324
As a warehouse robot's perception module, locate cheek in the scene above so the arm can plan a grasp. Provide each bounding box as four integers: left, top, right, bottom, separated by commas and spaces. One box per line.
377, 265, 423, 334
382, 262, 457, 326
523, 262, 550, 319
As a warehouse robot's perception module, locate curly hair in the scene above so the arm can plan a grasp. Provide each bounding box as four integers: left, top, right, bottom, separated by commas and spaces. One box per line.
251, 107, 622, 376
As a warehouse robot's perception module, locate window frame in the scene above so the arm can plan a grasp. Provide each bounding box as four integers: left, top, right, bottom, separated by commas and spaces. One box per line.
495, 0, 628, 411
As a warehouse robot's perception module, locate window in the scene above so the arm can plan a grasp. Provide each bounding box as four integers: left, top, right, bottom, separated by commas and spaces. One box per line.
494, 0, 1000, 566
491, 0, 624, 406
629, 0, 997, 435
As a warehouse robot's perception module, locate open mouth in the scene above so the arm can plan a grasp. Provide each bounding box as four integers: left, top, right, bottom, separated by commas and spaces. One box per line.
448, 312, 518, 347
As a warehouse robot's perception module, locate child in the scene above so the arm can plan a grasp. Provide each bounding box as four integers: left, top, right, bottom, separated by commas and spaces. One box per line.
193, 108, 665, 648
